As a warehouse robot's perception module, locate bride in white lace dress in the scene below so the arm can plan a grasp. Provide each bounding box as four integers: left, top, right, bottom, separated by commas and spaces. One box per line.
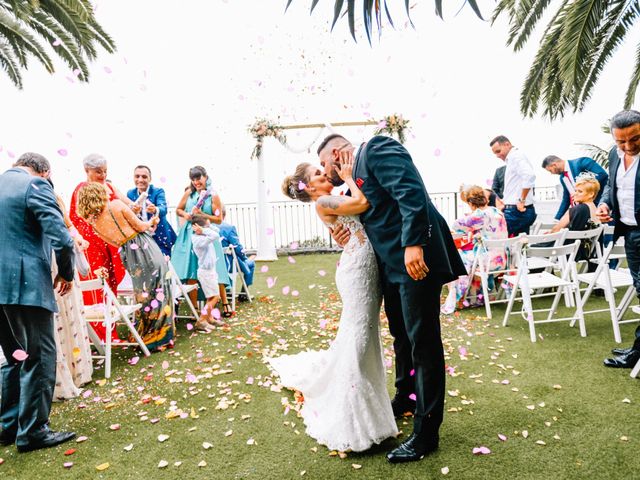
269, 156, 397, 452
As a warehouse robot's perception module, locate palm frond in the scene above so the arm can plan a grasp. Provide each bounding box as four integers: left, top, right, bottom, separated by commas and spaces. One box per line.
624, 40, 640, 108
577, 142, 611, 168
0, 38, 22, 87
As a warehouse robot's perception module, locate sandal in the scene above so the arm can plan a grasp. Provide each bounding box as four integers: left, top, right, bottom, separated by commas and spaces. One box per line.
222, 303, 234, 318
194, 321, 213, 333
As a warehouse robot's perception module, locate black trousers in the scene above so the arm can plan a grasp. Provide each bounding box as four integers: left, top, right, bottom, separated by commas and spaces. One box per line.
0, 304, 56, 446
382, 274, 445, 439
621, 228, 640, 351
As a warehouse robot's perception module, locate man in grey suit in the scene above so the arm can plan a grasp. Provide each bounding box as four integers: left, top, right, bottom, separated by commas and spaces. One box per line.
0, 153, 76, 452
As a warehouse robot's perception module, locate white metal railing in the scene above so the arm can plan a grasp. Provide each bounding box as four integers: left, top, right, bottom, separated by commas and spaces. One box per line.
167, 186, 559, 251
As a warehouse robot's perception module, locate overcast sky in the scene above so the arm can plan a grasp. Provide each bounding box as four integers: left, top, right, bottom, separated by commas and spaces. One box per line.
1, 0, 637, 206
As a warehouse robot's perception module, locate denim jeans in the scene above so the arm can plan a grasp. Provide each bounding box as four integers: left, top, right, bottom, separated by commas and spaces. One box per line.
504, 205, 537, 236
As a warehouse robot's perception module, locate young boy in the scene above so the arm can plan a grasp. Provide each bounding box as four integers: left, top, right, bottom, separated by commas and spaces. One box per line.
190, 214, 221, 332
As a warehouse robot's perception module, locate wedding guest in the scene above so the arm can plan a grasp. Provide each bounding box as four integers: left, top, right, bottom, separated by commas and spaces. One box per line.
42, 178, 94, 400
442, 185, 508, 313
0, 152, 76, 452
76, 182, 174, 351
597, 110, 640, 369
191, 214, 222, 331
542, 155, 608, 221
491, 165, 506, 199
69, 154, 128, 341
171, 166, 232, 317
219, 206, 255, 289
126, 165, 176, 257
490, 136, 537, 235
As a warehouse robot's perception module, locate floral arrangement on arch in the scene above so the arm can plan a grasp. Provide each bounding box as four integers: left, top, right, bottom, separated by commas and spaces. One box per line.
373, 114, 410, 144
248, 118, 287, 159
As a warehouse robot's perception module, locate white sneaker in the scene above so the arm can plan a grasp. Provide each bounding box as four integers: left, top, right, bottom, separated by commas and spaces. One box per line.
632, 305, 640, 315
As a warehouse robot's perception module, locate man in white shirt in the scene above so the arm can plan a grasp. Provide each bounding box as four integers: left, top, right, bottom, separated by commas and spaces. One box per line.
490, 135, 537, 235
597, 110, 640, 369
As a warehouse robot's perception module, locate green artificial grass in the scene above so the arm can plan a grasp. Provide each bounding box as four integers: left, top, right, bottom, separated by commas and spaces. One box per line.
0, 253, 638, 479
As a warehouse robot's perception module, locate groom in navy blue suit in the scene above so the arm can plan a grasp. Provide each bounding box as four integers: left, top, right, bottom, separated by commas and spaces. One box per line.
319, 134, 466, 463
0, 153, 76, 452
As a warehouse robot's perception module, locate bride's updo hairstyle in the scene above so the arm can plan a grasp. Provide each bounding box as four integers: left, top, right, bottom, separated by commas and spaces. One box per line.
282, 162, 312, 203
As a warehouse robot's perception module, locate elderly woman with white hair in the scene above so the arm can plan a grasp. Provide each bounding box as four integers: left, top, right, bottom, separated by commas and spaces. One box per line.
69, 153, 129, 342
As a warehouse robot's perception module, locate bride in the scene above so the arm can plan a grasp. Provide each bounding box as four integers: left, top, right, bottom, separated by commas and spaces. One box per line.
269, 156, 398, 452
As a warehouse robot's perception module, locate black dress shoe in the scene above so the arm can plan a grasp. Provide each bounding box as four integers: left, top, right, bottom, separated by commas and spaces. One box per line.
611, 346, 634, 356
0, 430, 16, 446
17, 431, 76, 453
603, 350, 640, 369
391, 394, 416, 418
386, 433, 438, 464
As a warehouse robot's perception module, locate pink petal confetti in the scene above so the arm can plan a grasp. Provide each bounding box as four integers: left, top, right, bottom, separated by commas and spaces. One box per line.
103, 66, 112, 74
161, 361, 169, 369
129, 243, 139, 250
409, 393, 417, 401
265, 228, 274, 236
472, 446, 491, 455
144, 306, 151, 312
498, 434, 507, 441
57, 148, 68, 157
266, 277, 276, 288
288, 256, 296, 264
186, 323, 194, 331
246, 376, 254, 385
156, 292, 165, 302
291, 290, 299, 297
128, 356, 140, 366
52, 39, 62, 46
289, 242, 299, 250
297, 181, 306, 191
150, 299, 159, 309
109, 424, 120, 431
12, 349, 28, 361
72, 68, 81, 77
281, 286, 290, 295
410, 369, 415, 377
319, 319, 328, 329
82, 389, 93, 398
159, 176, 167, 183
63, 462, 73, 469
434, 148, 442, 157
260, 265, 269, 273
458, 346, 468, 356
318, 270, 326, 277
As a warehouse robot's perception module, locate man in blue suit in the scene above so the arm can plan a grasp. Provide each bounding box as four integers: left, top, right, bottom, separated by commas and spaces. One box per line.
597, 110, 640, 369
219, 206, 254, 289
0, 153, 76, 453
542, 155, 608, 220
127, 165, 176, 256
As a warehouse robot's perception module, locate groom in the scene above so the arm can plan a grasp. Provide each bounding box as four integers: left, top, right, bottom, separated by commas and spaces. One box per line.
319, 134, 465, 463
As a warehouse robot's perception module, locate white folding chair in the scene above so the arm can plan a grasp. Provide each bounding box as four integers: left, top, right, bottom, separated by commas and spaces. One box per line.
464, 234, 523, 319
531, 220, 558, 235
576, 240, 639, 343
167, 261, 201, 323
224, 246, 253, 312
502, 240, 585, 342
523, 229, 568, 271
564, 225, 604, 273
79, 278, 149, 379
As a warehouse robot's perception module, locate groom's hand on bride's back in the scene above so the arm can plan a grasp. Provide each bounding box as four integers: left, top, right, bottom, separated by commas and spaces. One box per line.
405, 245, 429, 281
330, 224, 351, 247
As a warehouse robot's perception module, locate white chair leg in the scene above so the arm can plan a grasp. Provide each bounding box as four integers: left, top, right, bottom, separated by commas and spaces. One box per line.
573, 283, 587, 337
548, 286, 564, 322
105, 312, 112, 380
521, 286, 537, 343
631, 357, 640, 379
480, 273, 492, 319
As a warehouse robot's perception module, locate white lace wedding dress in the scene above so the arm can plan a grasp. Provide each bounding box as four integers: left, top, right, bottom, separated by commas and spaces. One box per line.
267, 215, 398, 452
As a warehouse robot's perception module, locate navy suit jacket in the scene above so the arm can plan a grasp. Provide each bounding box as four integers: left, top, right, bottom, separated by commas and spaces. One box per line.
127, 184, 176, 256
0, 168, 75, 312
554, 157, 609, 220
219, 222, 255, 286
353, 136, 466, 284
600, 148, 640, 237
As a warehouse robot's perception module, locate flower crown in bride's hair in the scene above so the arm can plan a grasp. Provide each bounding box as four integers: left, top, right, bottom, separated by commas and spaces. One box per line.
575, 171, 597, 182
